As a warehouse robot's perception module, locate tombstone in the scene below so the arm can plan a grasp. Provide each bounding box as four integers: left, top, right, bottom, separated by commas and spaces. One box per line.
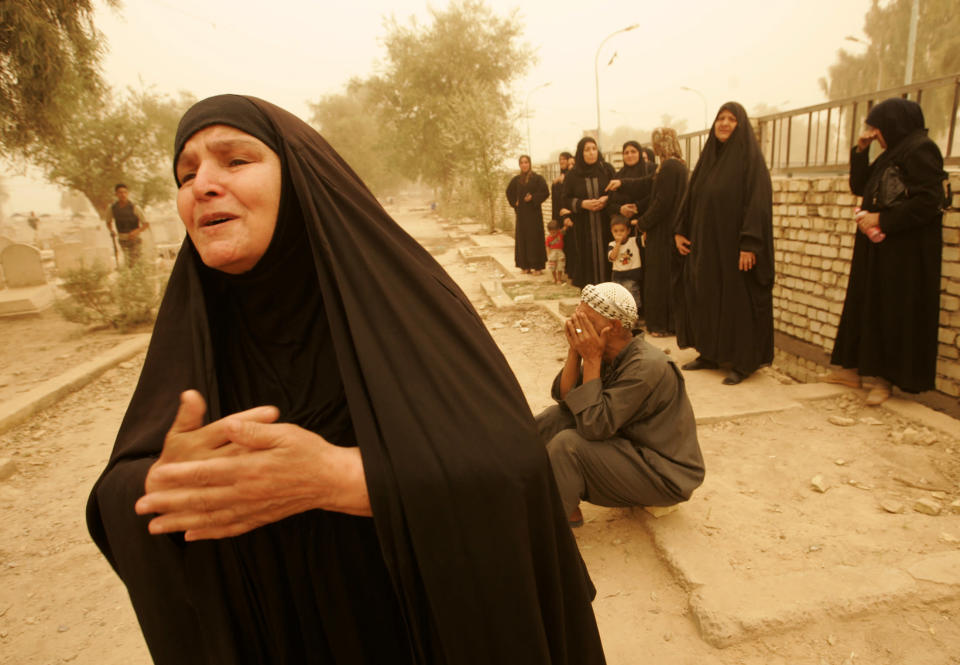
0, 235, 12, 253
0, 243, 54, 315
1, 244, 47, 287
53, 242, 114, 274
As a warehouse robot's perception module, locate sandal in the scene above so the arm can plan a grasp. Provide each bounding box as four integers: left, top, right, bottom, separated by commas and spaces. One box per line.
824, 369, 861, 389
722, 369, 747, 385
568, 507, 584, 528
864, 385, 891, 406
682, 357, 718, 371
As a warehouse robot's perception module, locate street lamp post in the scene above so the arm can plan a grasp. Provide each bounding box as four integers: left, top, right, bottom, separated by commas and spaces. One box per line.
594, 24, 639, 146
680, 86, 708, 130
525, 81, 552, 158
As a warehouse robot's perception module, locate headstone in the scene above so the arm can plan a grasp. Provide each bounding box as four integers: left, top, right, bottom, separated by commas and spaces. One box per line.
0, 235, 12, 253
0, 244, 47, 287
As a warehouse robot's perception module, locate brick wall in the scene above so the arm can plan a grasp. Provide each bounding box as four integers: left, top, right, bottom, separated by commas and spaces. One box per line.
771, 172, 960, 401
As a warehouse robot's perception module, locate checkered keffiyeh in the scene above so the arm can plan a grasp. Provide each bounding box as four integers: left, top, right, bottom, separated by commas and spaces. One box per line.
580, 283, 637, 328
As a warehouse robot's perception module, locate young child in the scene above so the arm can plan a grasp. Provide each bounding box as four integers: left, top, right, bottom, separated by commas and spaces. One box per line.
545, 219, 566, 284
608, 217, 642, 316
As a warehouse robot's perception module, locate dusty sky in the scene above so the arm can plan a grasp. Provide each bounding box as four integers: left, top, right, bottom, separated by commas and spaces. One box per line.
6, 0, 876, 213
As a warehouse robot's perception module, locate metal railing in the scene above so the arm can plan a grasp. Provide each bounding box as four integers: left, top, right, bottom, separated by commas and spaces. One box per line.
677, 73, 960, 174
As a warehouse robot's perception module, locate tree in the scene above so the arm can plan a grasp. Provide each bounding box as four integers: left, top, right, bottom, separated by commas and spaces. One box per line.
820, 0, 960, 98
28, 88, 194, 221
368, 0, 532, 225
0, 0, 116, 154
308, 78, 407, 196
59, 189, 92, 216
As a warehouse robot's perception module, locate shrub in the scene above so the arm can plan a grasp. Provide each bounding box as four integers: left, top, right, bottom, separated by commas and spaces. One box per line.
55, 260, 163, 332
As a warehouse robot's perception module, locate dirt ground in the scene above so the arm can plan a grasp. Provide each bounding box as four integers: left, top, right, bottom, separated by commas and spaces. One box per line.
2, 203, 960, 664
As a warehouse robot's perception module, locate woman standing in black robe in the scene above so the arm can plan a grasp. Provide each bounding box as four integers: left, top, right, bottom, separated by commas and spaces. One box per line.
561, 137, 616, 287
86, 95, 605, 665
632, 128, 688, 337
674, 102, 774, 385
827, 98, 945, 404
607, 140, 652, 316
506, 154, 549, 274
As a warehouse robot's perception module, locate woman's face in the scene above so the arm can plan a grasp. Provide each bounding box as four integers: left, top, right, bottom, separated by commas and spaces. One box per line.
714, 109, 738, 143
176, 124, 282, 274
866, 123, 888, 149
519, 156, 531, 173
582, 141, 599, 165
622, 145, 640, 166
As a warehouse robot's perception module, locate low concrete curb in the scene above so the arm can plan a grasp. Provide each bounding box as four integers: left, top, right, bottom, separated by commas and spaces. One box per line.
689, 552, 960, 648
0, 334, 150, 436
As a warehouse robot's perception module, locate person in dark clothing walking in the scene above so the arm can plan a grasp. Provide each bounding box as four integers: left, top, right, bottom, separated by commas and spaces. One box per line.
507, 155, 550, 274
826, 98, 946, 405
105, 183, 150, 266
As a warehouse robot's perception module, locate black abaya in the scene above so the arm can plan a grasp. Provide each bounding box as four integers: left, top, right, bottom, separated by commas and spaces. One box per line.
830, 98, 945, 392
674, 102, 774, 375
506, 171, 550, 270
635, 158, 688, 334
87, 95, 605, 665
562, 138, 616, 287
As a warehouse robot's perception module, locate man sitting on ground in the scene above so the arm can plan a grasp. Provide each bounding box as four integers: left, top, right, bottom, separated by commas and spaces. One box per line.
536, 282, 705, 526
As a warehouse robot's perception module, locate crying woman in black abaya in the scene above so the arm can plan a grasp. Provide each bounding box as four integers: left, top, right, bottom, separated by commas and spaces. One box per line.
88, 95, 605, 665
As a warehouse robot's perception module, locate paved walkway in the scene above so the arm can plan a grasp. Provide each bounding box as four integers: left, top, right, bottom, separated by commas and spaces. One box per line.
452, 220, 960, 653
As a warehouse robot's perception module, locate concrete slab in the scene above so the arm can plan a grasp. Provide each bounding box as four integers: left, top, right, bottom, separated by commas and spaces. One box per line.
686, 562, 960, 648
781, 381, 855, 401
0, 334, 150, 435
480, 281, 513, 309
882, 398, 960, 437
466, 233, 514, 249
680, 368, 804, 424
0, 284, 54, 316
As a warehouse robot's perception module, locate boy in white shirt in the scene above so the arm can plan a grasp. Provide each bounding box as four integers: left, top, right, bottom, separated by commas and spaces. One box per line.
608, 217, 642, 318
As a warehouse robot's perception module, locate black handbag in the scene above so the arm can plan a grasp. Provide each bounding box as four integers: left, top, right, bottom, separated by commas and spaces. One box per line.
874, 163, 907, 209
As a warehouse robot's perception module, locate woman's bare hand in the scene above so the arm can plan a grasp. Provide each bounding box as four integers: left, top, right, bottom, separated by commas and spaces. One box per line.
675, 234, 692, 255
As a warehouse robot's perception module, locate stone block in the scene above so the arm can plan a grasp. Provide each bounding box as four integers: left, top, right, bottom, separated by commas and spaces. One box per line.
821, 246, 838, 259
945, 263, 960, 280
0, 243, 46, 287
940, 344, 959, 360
944, 228, 960, 245
935, 377, 960, 397
943, 211, 960, 229
943, 295, 960, 312
940, 328, 958, 345
0, 457, 16, 481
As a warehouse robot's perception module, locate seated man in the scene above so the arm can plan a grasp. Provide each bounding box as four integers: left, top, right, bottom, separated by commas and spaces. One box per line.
536, 283, 705, 526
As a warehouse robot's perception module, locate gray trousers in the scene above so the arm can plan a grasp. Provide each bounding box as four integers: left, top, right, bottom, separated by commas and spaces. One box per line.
536, 405, 676, 516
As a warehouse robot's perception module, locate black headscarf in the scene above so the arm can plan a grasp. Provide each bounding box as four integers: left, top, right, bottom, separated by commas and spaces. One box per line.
866, 98, 925, 151
572, 136, 609, 177
678, 101, 774, 283
617, 140, 646, 178
88, 95, 603, 664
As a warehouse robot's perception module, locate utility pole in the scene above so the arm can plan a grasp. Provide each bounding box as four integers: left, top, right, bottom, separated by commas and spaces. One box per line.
904, 0, 919, 85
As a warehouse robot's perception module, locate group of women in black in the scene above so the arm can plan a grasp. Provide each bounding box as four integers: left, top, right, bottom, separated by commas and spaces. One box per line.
509, 96, 944, 395
508, 100, 777, 385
